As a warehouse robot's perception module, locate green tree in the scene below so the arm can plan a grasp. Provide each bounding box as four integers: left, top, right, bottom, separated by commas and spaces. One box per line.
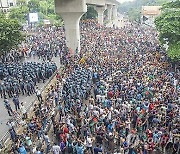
39, 0, 55, 15
0, 15, 24, 55
82, 6, 97, 20
127, 8, 141, 22
28, 0, 40, 12
39, 0, 49, 15
0, 12, 5, 18
9, 5, 29, 24
155, 0, 180, 60
38, 0, 62, 25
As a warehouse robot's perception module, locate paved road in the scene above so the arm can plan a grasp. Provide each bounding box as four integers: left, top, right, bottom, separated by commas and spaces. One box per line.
0, 56, 61, 140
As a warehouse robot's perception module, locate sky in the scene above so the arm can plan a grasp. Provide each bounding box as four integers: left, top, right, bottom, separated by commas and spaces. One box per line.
117, 0, 134, 3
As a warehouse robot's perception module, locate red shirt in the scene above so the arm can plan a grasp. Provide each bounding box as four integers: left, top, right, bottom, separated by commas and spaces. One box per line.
149, 103, 154, 111
63, 127, 69, 134
60, 133, 67, 142
108, 91, 113, 98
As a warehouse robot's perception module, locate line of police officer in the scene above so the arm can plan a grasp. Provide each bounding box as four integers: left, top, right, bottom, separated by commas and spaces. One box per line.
0, 62, 57, 99
62, 66, 93, 110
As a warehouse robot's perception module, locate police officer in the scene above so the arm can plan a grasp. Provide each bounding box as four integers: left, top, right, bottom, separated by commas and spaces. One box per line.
4, 99, 13, 116
25, 81, 32, 96
0, 83, 4, 98
19, 79, 26, 95
12, 94, 20, 111
6, 81, 13, 98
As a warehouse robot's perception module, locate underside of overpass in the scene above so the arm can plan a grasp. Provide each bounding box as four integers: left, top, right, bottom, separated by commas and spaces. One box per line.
55, 0, 119, 54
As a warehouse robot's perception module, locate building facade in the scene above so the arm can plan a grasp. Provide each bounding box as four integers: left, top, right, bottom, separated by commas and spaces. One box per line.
0, 0, 17, 13
141, 6, 161, 27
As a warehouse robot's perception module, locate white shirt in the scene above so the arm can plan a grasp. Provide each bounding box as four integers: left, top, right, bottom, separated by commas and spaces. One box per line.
174, 79, 178, 86
44, 135, 50, 144
68, 123, 75, 132
99, 108, 104, 114
36, 90, 41, 96
96, 95, 101, 101
88, 104, 93, 110
20, 105, 26, 114
101, 95, 106, 102
54, 91, 58, 97
52, 145, 61, 154
108, 111, 112, 120
86, 137, 93, 147
93, 110, 99, 116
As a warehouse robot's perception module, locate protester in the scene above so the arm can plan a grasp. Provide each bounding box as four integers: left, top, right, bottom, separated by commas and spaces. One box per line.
52, 142, 61, 154
20, 102, 28, 119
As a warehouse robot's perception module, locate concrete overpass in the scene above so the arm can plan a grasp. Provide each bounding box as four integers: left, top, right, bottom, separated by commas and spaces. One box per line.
86, 0, 106, 6
55, 0, 120, 54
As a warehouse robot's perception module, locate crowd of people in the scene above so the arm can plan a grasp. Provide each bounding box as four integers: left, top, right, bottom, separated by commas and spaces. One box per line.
2, 18, 179, 154
0, 50, 24, 63
24, 26, 68, 61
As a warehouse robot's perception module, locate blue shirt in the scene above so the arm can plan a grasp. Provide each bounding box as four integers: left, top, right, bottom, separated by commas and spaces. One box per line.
75, 144, 84, 154
19, 146, 27, 154
107, 124, 113, 132
94, 147, 102, 154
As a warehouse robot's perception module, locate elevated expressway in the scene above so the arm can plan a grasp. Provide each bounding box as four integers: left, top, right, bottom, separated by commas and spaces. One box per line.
54, 0, 120, 54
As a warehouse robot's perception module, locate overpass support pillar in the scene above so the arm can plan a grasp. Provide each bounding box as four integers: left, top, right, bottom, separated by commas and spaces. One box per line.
112, 5, 117, 19
60, 12, 84, 54
55, 0, 87, 54
107, 5, 113, 21
95, 5, 106, 25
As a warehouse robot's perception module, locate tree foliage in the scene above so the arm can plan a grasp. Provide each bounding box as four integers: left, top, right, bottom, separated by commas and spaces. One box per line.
81, 6, 97, 20
127, 8, 141, 22
0, 12, 5, 18
168, 42, 180, 60
27, 0, 40, 12
9, 6, 29, 24
0, 15, 24, 55
38, 0, 62, 26
39, 0, 55, 15
161, 0, 180, 9
155, 0, 180, 60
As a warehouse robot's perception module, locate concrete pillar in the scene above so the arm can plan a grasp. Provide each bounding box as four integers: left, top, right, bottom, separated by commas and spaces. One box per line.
55, 0, 87, 54
95, 5, 106, 25
61, 13, 84, 54
112, 5, 117, 19
107, 5, 113, 21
